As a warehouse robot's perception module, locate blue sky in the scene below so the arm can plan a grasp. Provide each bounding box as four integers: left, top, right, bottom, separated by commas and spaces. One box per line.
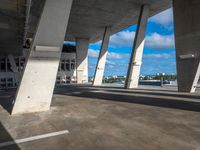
67, 8, 176, 77
88, 8, 176, 77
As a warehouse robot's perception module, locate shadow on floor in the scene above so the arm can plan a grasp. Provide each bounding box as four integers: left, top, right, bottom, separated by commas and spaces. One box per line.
55, 85, 200, 100
0, 122, 20, 150
92, 84, 178, 92
1, 85, 200, 114
0, 89, 16, 114
55, 87, 200, 112
103, 89, 200, 100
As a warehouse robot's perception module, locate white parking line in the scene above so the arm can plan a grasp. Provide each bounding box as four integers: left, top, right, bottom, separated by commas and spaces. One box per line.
64, 91, 82, 95
71, 92, 82, 94
0, 130, 69, 148
91, 90, 106, 93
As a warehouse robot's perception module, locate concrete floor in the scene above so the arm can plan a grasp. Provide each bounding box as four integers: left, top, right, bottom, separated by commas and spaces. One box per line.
0, 85, 200, 150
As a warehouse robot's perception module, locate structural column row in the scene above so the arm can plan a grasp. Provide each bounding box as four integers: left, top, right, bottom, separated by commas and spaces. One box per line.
12, 0, 200, 116
93, 1, 200, 93
92, 5, 149, 88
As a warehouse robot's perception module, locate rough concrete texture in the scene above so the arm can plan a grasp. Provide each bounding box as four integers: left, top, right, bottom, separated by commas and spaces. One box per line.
125, 5, 149, 89
11, 0, 73, 115
76, 38, 89, 84
0, 85, 200, 150
93, 27, 111, 86
173, 0, 200, 93
0, 0, 25, 55
0, 0, 171, 56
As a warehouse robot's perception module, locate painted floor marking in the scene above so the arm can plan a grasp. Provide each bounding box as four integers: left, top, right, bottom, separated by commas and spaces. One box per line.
64, 91, 82, 95
91, 90, 106, 93
0, 130, 69, 148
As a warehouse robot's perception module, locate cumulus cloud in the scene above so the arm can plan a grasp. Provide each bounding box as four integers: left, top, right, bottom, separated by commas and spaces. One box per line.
88, 49, 99, 58
149, 8, 173, 27
106, 60, 115, 65
143, 53, 175, 59
88, 49, 130, 59
107, 30, 175, 50
109, 30, 135, 48
107, 52, 130, 59
145, 33, 175, 50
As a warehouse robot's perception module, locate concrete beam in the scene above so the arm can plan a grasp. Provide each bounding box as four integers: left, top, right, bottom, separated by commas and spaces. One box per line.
125, 5, 149, 89
76, 38, 89, 84
173, 0, 200, 93
11, 0, 73, 115
93, 27, 111, 86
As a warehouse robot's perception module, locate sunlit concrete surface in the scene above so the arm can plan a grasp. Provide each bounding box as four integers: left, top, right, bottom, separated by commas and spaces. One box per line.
0, 85, 200, 150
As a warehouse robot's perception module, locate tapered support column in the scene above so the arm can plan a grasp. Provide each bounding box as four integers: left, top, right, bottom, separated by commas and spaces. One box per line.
12, 0, 73, 115
93, 27, 111, 86
76, 38, 89, 84
125, 5, 149, 89
173, 0, 200, 93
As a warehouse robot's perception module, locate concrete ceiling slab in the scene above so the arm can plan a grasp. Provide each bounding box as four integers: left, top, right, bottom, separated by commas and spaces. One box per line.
0, 0, 171, 55
27, 0, 171, 42
0, 0, 25, 55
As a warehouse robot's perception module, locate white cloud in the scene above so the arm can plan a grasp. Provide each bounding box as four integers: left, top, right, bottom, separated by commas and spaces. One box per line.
107, 52, 130, 59
145, 33, 175, 50
109, 30, 135, 48
143, 53, 175, 59
106, 60, 115, 69
149, 8, 173, 27
88, 49, 130, 59
108, 30, 175, 50
106, 60, 115, 65
88, 49, 99, 58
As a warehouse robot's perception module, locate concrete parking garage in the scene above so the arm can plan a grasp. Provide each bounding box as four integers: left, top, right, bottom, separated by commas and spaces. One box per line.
1, 0, 200, 149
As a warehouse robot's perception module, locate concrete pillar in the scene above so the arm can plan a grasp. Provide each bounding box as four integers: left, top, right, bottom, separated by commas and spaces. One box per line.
76, 38, 89, 84
93, 27, 111, 86
125, 5, 149, 89
173, 0, 200, 93
11, 0, 73, 115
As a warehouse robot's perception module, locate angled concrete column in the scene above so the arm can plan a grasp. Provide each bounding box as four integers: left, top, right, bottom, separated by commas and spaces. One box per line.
76, 38, 89, 84
173, 0, 200, 93
93, 27, 111, 86
125, 5, 149, 89
12, 0, 73, 115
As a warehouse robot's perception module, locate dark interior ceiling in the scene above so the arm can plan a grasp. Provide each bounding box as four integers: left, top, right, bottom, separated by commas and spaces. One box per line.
0, 0, 171, 55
